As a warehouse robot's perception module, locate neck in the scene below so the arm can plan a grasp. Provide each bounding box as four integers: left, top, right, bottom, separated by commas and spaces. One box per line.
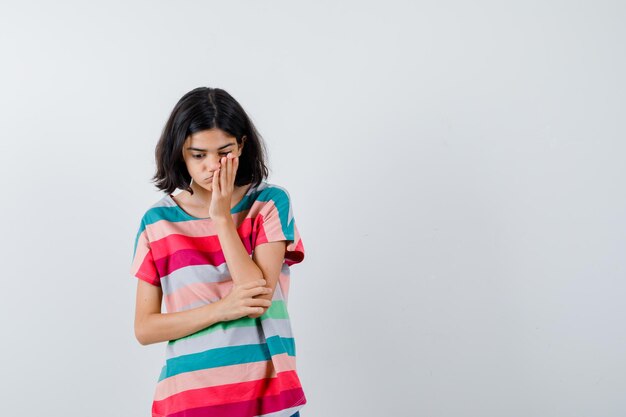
187, 182, 246, 208
189, 182, 213, 205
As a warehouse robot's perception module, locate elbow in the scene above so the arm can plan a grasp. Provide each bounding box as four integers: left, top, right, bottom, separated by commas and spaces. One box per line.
134, 328, 147, 346
135, 334, 148, 346
134, 321, 151, 346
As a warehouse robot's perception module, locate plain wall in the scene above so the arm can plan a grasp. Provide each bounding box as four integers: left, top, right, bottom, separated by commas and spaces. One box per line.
0, 0, 624, 416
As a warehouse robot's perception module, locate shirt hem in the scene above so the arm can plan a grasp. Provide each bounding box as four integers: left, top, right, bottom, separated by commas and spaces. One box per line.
150, 393, 306, 417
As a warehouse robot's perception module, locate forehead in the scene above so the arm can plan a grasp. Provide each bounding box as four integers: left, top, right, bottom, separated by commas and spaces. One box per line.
185, 129, 236, 150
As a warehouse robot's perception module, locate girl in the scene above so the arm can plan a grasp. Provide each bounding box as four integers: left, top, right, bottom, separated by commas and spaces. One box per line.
130, 87, 306, 417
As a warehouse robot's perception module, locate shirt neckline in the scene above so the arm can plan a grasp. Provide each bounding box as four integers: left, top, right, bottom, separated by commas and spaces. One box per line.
167, 182, 257, 221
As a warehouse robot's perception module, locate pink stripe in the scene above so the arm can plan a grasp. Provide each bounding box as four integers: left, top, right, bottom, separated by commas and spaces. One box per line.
153, 372, 305, 416
179, 387, 306, 417
130, 232, 150, 276
165, 270, 290, 311
157, 246, 232, 278
257, 200, 284, 243
148, 199, 272, 242
145, 199, 303, 279
254, 201, 304, 265
154, 353, 298, 401
147, 217, 222, 240
164, 280, 231, 312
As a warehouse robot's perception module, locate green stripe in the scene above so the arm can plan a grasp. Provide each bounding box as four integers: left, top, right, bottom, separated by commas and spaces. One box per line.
167, 299, 290, 344
158, 335, 297, 382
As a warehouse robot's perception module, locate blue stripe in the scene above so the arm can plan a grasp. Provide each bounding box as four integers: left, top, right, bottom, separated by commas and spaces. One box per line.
157, 335, 297, 381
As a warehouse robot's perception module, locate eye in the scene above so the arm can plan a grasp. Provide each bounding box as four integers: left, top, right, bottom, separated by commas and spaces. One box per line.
191, 152, 231, 160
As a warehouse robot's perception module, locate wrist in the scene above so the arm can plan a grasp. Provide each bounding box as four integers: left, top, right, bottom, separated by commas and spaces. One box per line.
210, 299, 225, 323
212, 215, 233, 226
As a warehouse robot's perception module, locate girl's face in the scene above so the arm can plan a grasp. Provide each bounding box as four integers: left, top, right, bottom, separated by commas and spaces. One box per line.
182, 128, 245, 191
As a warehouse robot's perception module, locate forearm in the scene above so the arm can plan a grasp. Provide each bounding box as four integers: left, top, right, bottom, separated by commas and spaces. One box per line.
214, 216, 264, 286
136, 300, 225, 346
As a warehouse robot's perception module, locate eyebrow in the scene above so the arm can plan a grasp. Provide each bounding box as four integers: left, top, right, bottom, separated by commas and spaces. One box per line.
186, 142, 236, 152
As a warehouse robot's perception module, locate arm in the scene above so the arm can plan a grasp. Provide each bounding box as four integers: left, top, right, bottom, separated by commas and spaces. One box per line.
213, 216, 265, 287
247, 240, 287, 319
133, 279, 225, 345
213, 217, 285, 318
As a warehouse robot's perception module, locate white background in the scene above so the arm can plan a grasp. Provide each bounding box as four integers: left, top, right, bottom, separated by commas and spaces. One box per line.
0, 1, 625, 416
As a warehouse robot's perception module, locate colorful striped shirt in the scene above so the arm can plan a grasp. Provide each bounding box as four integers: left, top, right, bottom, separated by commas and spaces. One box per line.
130, 181, 307, 417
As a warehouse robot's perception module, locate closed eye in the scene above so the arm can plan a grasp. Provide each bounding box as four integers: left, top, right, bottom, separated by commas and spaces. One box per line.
192, 153, 230, 159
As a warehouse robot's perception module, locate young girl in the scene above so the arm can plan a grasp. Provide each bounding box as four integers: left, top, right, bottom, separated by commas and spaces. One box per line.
130, 87, 306, 417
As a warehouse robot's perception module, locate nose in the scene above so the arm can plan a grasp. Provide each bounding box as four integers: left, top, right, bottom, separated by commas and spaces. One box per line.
205, 154, 222, 172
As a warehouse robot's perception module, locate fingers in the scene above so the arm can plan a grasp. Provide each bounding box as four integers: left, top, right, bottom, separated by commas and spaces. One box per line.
220, 156, 229, 190
212, 166, 220, 192
248, 285, 272, 297
221, 153, 238, 191
248, 298, 272, 309
247, 298, 272, 314
249, 306, 265, 315
227, 152, 238, 181
226, 153, 233, 185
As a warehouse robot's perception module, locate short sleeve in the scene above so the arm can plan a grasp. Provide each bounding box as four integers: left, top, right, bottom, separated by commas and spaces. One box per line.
130, 218, 161, 286
253, 186, 305, 266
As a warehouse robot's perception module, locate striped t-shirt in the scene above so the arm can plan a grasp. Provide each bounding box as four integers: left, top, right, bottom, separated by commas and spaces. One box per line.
130, 180, 307, 417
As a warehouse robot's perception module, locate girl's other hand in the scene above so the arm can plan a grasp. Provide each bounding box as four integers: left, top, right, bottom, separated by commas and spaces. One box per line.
216, 279, 272, 322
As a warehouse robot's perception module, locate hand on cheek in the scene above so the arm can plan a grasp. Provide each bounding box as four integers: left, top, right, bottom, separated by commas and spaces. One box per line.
209, 152, 240, 219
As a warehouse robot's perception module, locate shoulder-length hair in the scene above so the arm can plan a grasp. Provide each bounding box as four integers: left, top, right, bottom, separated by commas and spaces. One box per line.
151, 87, 269, 195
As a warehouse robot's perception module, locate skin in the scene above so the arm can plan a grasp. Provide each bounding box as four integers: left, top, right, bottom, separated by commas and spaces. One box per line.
134, 128, 288, 345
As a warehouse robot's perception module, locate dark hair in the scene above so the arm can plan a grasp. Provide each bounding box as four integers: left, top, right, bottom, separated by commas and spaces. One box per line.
151, 87, 269, 195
